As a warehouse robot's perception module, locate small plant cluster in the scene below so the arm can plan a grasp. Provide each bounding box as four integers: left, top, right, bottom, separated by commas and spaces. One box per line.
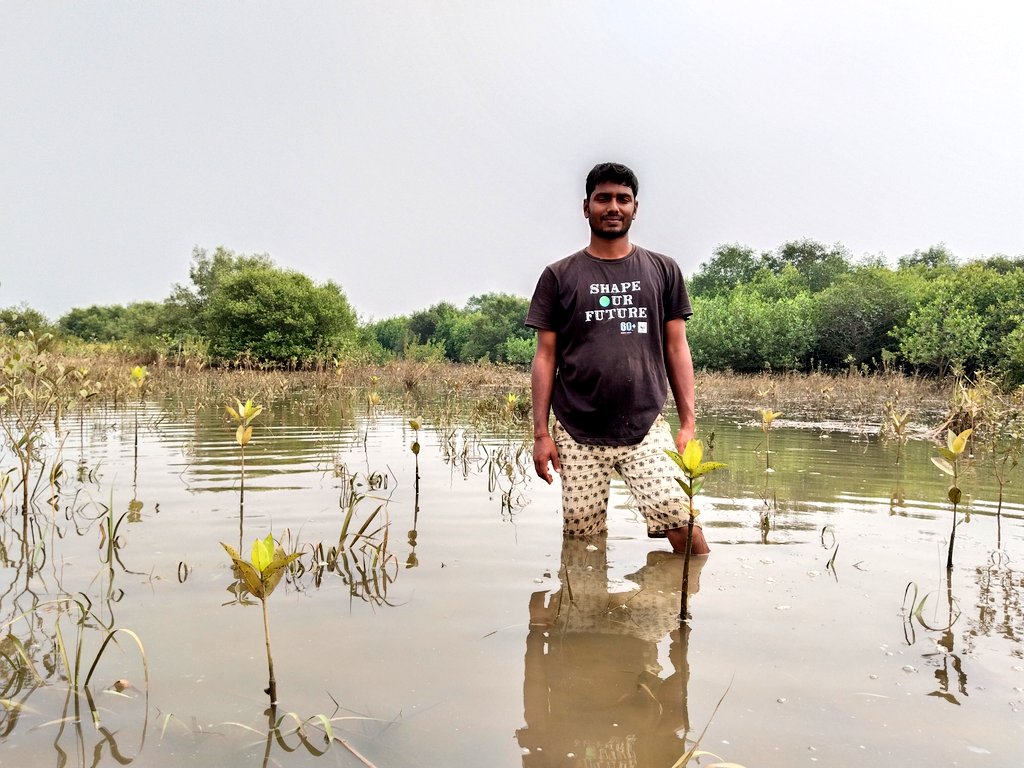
0, 332, 97, 515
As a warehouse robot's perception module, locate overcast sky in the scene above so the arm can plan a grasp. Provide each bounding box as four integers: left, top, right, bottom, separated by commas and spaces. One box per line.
2, 1, 1022, 322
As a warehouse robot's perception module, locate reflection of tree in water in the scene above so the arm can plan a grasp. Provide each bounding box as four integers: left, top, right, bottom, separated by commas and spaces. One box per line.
518, 536, 705, 767
964, 552, 1023, 660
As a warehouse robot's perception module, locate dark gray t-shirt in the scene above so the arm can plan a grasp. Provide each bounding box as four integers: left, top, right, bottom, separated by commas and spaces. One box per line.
526, 246, 692, 446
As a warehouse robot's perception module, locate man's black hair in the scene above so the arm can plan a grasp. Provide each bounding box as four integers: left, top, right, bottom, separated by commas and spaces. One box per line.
585, 162, 639, 199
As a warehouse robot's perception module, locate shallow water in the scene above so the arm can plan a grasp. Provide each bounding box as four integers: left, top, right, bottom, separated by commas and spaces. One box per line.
1, 400, 1022, 767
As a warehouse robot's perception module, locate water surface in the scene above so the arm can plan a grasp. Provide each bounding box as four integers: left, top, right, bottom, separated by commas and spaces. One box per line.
1, 400, 1021, 767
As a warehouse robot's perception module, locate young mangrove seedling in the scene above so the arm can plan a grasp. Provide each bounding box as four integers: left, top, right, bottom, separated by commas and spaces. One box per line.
408, 418, 422, 564
931, 428, 972, 572
226, 398, 263, 550
129, 365, 148, 492
760, 409, 781, 472
221, 534, 302, 707
884, 402, 911, 467
504, 392, 519, 420
666, 439, 726, 621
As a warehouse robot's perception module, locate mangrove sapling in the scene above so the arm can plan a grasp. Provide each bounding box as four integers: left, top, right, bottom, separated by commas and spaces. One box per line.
408, 418, 422, 566
931, 428, 972, 572
222, 534, 302, 707
759, 409, 781, 472
226, 398, 263, 550
128, 365, 148, 493
883, 401, 912, 466
665, 440, 726, 621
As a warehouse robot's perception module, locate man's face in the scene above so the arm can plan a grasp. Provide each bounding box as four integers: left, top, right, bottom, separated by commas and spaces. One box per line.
584, 182, 637, 240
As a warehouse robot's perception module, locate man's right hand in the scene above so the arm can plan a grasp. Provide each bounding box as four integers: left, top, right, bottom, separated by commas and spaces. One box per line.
533, 435, 561, 484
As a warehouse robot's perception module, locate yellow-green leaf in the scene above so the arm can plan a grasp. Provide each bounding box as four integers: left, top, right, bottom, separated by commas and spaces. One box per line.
221, 542, 242, 561
236, 425, 253, 447
951, 428, 972, 456
252, 535, 275, 573
664, 449, 685, 471
681, 439, 703, 475
225, 404, 240, 422
262, 551, 302, 597
931, 456, 955, 476
692, 461, 728, 478
233, 559, 265, 598
673, 477, 692, 496
948, 486, 962, 505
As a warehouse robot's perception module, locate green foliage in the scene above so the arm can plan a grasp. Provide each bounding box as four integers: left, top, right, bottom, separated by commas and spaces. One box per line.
408, 302, 461, 355
762, 239, 851, 293
895, 264, 1024, 376
404, 339, 448, 363
0, 304, 52, 336
898, 244, 957, 271
502, 334, 537, 366
58, 300, 180, 344
688, 243, 765, 297
204, 263, 358, 363
454, 293, 531, 363
687, 288, 816, 372
812, 267, 913, 368
684, 239, 1023, 380
367, 316, 413, 356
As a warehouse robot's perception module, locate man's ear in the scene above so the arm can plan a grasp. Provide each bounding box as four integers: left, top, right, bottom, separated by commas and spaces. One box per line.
633, 199, 638, 219
583, 198, 590, 218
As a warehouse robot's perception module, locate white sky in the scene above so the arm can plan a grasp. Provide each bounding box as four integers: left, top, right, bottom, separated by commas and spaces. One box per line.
2, 1, 1022, 322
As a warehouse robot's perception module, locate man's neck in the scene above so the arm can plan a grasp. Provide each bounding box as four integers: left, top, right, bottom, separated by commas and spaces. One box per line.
586, 236, 633, 260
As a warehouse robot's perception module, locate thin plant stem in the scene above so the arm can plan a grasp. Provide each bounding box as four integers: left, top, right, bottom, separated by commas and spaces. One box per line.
262, 597, 277, 707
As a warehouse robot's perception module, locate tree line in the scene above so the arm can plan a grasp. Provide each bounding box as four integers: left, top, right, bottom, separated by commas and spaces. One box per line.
685, 241, 1024, 386
2, 241, 1022, 384
0, 247, 534, 367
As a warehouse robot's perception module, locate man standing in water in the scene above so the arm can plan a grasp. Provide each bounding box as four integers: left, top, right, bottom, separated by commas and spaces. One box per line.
526, 162, 709, 555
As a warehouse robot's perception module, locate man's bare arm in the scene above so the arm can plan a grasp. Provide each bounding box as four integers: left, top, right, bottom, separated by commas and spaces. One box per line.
531, 329, 560, 483
664, 318, 696, 452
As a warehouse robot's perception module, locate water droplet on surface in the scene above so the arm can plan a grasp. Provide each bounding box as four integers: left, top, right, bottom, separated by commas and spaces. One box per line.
777, 697, 787, 703
775, 605, 792, 611
901, 665, 917, 673
585, 544, 598, 551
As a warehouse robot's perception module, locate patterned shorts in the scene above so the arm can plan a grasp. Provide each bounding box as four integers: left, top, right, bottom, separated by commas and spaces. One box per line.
553, 415, 695, 536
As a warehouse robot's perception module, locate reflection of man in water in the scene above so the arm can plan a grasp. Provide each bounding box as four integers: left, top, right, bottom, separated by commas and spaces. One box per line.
517, 536, 704, 767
